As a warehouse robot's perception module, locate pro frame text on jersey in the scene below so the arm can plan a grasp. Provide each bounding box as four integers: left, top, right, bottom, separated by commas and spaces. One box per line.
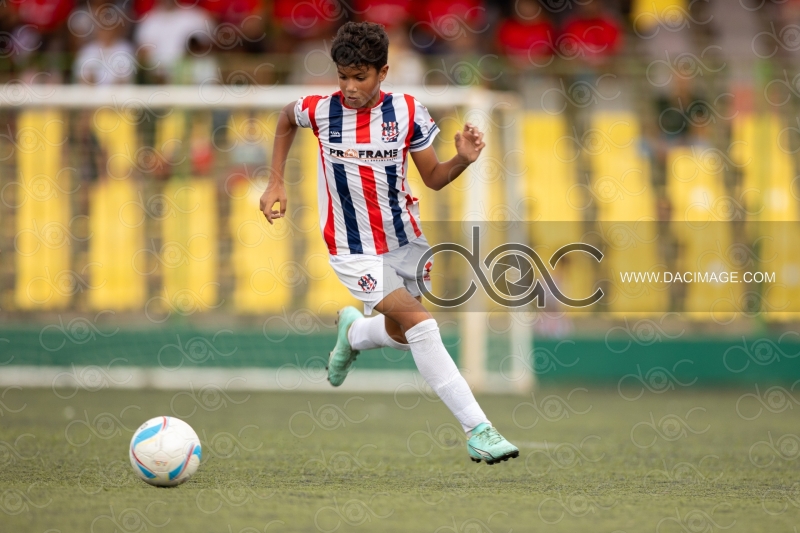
329, 147, 399, 161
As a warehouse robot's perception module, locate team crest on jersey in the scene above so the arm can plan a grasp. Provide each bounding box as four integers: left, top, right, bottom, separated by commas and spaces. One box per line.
381, 121, 399, 143
358, 274, 378, 293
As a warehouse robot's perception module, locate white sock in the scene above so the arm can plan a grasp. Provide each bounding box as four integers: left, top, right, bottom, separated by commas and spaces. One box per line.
347, 315, 410, 351
404, 318, 490, 434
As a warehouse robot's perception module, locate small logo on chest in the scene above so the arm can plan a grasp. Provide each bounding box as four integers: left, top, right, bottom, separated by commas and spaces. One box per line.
381, 121, 399, 143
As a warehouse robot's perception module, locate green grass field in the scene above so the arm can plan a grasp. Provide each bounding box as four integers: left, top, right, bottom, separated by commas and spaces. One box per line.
1, 385, 798, 532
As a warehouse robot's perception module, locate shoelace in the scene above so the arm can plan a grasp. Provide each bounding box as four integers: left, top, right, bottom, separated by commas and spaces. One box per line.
478, 426, 504, 446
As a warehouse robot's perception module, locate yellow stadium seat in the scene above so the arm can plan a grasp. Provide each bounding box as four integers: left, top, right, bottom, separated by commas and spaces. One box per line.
227, 111, 272, 155
588, 112, 655, 220
435, 112, 503, 225
667, 146, 742, 321
229, 178, 292, 313
87, 178, 146, 310
631, 0, 688, 31
520, 112, 595, 310
432, 116, 462, 221
15, 110, 72, 309
85, 108, 146, 310
161, 177, 218, 313
521, 112, 581, 224
93, 109, 137, 180
732, 115, 800, 320
156, 111, 186, 150
587, 112, 665, 313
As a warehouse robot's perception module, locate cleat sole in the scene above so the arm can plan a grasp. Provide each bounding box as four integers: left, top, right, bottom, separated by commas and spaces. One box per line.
470, 450, 520, 465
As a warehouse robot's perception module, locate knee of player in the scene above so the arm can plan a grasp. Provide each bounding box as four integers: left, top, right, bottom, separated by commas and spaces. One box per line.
403, 310, 434, 330
403, 314, 438, 333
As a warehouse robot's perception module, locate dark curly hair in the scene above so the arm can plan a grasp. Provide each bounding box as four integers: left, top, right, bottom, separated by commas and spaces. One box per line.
330, 22, 389, 71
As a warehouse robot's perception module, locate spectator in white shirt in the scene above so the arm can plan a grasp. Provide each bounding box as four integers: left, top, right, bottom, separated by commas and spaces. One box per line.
73, 22, 136, 85
134, 0, 213, 83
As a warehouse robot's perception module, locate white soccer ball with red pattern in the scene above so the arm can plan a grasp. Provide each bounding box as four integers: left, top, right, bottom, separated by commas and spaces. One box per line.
129, 416, 201, 487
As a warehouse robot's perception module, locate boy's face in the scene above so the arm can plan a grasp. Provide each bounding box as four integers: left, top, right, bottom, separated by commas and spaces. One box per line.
336, 64, 389, 108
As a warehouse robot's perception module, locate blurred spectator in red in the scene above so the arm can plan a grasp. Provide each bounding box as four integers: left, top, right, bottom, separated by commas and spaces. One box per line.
409, 0, 486, 54
72, 8, 136, 84
278, 0, 341, 85
201, 0, 262, 25
496, 0, 560, 109
7, 0, 74, 81
410, 0, 484, 28
353, 0, 412, 29
134, 0, 212, 82
200, 0, 266, 53
132, 0, 206, 17
561, 0, 621, 66
273, 0, 339, 42
497, 0, 555, 68
10, 0, 74, 32
0, 2, 18, 35
352, 0, 425, 88
410, 0, 496, 89
1, 2, 23, 63
133, 0, 157, 17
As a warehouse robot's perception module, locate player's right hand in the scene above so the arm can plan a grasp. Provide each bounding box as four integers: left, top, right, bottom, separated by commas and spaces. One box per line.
260, 181, 287, 225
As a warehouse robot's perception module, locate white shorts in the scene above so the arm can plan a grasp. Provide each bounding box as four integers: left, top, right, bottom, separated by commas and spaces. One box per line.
329, 236, 433, 315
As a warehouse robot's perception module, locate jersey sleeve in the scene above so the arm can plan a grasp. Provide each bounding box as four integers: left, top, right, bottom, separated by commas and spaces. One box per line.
294, 95, 318, 129
408, 98, 440, 152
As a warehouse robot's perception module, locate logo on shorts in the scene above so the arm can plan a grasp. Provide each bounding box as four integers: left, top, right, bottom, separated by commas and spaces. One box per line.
358, 274, 378, 293
423, 261, 432, 282
381, 121, 399, 143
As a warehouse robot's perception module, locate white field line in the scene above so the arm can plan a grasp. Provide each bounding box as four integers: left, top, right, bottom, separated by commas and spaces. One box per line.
0, 366, 528, 394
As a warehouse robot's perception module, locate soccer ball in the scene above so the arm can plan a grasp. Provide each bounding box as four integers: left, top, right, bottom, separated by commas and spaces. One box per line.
129, 416, 201, 487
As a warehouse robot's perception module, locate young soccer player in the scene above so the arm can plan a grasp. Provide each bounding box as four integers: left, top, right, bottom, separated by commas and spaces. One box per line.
260, 22, 519, 465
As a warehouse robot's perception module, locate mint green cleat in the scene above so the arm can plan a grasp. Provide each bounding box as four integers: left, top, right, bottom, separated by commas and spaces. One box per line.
326, 306, 363, 387
467, 423, 520, 465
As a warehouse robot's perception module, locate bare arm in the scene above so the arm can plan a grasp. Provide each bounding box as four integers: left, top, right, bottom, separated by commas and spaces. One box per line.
410, 123, 485, 191
259, 101, 299, 224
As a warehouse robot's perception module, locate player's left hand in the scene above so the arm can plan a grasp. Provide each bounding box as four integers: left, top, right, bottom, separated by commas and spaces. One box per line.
454, 122, 485, 164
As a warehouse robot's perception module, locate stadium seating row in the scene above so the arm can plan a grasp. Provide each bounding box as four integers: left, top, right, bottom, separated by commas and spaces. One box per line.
12, 109, 798, 319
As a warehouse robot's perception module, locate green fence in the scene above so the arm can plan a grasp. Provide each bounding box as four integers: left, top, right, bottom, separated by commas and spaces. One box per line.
3, 324, 799, 386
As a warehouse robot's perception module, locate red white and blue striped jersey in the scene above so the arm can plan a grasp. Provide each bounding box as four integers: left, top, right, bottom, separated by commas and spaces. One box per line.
294, 91, 439, 256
